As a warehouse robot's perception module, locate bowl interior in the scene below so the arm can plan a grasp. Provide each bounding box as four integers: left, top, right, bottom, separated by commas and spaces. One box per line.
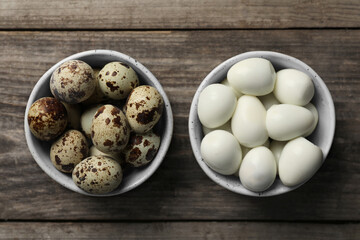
189, 51, 335, 197
25, 50, 173, 196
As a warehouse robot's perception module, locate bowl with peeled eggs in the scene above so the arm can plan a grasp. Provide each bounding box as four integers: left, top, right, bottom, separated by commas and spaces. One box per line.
188, 51, 335, 197
25, 50, 173, 196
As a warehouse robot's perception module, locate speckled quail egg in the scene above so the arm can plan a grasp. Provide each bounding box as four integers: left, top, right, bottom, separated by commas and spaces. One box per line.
50, 130, 89, 173
80, 104, 103, 138
89, 145, 123, 164
91, 104, 130, 153
82, 68, 108, 105
125, 85, 164, 133
27, 97, 67, 141
61, 102, 81, 129
50, 60, 95, 104
98, 62, 139, 100
72, 156, 122, 194
123, 130, 160, 167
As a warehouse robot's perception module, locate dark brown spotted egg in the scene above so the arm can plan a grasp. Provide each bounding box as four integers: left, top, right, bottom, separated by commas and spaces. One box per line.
72, 156, 122, 194
125, 85, 164, 133
123, 130, 160, 167
50, 60, 96, 104
27, 97, 67, 141
98, 62, 139, 100
82, 68, 108, 105
91, 104, 130, 154
50, 130, 89, 173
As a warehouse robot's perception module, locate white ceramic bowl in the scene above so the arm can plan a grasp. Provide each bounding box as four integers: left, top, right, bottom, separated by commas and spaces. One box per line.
25, 50, 173, 196
189, 51, 335, 197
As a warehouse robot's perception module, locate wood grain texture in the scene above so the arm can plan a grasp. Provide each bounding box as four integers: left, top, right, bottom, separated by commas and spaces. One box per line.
0, 222, 359, 239
0, 0, 359, 29
0, 30, 359, 221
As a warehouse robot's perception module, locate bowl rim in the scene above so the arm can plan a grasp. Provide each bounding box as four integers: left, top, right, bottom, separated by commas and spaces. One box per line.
188, 50, 336, 197
24, 49, 174, 197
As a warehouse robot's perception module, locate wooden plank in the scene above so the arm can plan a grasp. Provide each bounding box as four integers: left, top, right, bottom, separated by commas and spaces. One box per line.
0, 30, 359, 221
0, 0, 359, 29
0, 222, 359, 239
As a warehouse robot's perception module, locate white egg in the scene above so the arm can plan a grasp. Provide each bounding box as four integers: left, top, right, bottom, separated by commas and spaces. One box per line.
200, 130, 242, 175
198, 84, 237, 128
258, 93, 280, 110
227, 58, 276, 96
239, 146, 276, 192
303, 103, 319, 137
202, 120, 232, 135
221, 78, 243, 98
80, 104, 102, 138
231, 95, 268, 148
266, 104, 314, 141
279, 137, 323, 187
274, 69, 314, 106
269, 140, 287, 173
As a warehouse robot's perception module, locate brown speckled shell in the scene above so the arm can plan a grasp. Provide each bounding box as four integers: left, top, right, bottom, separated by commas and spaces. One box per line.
72, 156, 122, 194
123, 130, 160, 167
125, 85, 164, 133
50, 60, 95, 104
27, 97, 67, 141
50, 130, 89, 173
82, 68, 108, 105
98, 62, 139, 100
91, 104, 130, 153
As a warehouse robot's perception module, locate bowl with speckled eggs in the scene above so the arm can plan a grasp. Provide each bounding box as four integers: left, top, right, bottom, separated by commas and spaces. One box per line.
25, 50, 173, 196
189, 51, 335, 197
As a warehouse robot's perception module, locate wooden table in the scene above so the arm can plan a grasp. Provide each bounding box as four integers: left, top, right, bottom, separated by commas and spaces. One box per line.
1, 0, 359, 239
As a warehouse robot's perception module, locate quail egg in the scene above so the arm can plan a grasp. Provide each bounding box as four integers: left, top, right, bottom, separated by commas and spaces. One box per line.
91, 104, 130, 153
123, 130, 160, 167
72, 156, 122, 194
89, 145, 123, 164
82, 68, 108, 105
98, 62, 139, 100
80, 104, 102, 138
50, 130, 89, 173
125, 85, 164, 133
61, 102, 81, 130
50, 60, 96, 104
27, 97, 67, 141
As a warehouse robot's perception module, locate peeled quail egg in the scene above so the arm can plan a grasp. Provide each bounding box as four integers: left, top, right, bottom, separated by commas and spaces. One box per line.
221, 78, 242, 98
89, 145, 122, 163
198, 84, 237, 129
259, 93, 280, 110
99, 62, 139, 100
227, 58, 276, 96
91, 104, 130, 153
50, 130, 89, 173
201, 130, 242, 175
72, 156, 122, 194
28, 97, 67, 141
50, 60, 95, 104
303, 103, 319, 137
274, 69, 314, 106
125, 85, 164, 133
80, 104, 102, 138
231, 95, 268, 148
279, 137, 323, 187
266, 104, 314, 141
269, 140, 287, 172
123, 130, 161, 167
239, 146, 276, 192
202, 120, 232, 135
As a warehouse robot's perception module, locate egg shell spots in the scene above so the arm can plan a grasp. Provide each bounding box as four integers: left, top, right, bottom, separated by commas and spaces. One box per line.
28, 97, 67, 141
91, 104, 130, 153
72, 156, 122, 194
50, 60, 96, 104
123, 130, 160, 167
98, 62, 139, 100
50, 130, 89, 173
126, 85, 164, 133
